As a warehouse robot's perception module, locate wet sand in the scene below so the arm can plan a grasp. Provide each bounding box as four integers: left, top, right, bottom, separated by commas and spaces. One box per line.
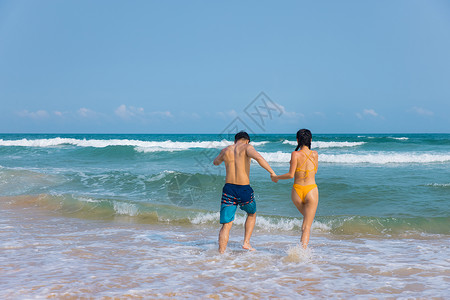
1, 196, 449, 299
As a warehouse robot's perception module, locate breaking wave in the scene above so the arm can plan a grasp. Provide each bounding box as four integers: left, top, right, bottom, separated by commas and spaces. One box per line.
2, 194, 448, 235
282, 140, 366, 148
0, 138, 267, 152
259, 151, 450, 164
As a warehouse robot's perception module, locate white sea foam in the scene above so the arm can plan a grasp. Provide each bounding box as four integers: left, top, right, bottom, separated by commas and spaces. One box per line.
320, 153, 450, 164
190, 212, 330, 232
285, 245, 313, 263
260, 151, 450, 164
113, 201, 139, 216
358, 136, 409, 141
259, 151, 291, 163
253, 215, 301, 231
146, 170, 176, 182
256, 217, 330, 232
427, 183, 450, 187
390, 137, 409, 140
282, 140, 366, 148
282, 140, 298, 146
76, 196, 101, 203
190, 212, 220, 224
0, 138, 267, 152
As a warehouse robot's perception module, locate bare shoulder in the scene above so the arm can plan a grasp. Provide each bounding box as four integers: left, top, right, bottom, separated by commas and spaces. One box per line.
311, 150, 319, 160
218, 145, 232, 157
291, 150, 301, 158
223, 145, 234, 152
243, 143, 256, 153
245, 144, 259, 158
221, 145, 235, 161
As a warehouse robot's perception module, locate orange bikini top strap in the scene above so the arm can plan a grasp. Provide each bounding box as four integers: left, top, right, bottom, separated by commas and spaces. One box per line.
295, 149, 317, 172
303, 149, 317, 170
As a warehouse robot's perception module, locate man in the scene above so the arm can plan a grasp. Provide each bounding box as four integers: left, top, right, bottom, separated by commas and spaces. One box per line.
213, 131, 276, 253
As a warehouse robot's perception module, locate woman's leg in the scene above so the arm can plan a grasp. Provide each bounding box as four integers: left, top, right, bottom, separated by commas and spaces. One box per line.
291, 187, 319, 248
291, 187, 304, 214
300, 188, 318, 248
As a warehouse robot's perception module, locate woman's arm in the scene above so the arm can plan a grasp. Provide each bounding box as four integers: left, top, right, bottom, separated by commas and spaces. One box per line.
272, 152, 297, 181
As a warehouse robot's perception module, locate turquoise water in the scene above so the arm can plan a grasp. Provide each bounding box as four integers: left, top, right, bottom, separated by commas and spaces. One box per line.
1, 133, 449, 234
1, 133, 449, 298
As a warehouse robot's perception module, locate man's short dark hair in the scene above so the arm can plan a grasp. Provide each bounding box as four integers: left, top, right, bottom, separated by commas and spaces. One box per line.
235, 131, 250, 143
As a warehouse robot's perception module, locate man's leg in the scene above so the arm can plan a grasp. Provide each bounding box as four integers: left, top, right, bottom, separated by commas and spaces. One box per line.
218, 222, 233, 254
243, 213, 256, 251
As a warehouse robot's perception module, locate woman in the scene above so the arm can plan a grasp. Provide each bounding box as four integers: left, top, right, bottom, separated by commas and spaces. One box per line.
271, 129, 319, 248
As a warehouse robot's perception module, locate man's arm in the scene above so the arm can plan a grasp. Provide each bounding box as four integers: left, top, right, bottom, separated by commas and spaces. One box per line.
246, 145, 276, 175
213, 148, 226, 165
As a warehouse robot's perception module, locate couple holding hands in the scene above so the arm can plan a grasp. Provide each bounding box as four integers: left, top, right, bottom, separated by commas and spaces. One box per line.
213, 129, 319, 253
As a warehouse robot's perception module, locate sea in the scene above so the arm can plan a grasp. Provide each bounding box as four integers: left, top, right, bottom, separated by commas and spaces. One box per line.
0, 133, 449, 298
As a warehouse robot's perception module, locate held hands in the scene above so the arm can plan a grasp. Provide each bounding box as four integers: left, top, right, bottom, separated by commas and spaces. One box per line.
270, 173, 278, 183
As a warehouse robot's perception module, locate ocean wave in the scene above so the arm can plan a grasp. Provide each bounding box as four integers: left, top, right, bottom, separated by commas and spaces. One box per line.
390, 137, 409, 140
2, 194, 449, 235
191, 212, 309, 231
426, 183, 450, 187
113, 201, 140, 216
145, 170, 177, 182
320, 153, 450, 164
259, 151, 291, 163
0, 168, 64, 196
0, 138, 267, 152
282, 140, 365, 148
260, 151, 450, 164
359, 136, 409, 141
323, 215, 450, 235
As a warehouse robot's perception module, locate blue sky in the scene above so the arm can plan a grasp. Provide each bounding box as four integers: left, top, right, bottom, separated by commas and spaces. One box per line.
1, 0, 449, 134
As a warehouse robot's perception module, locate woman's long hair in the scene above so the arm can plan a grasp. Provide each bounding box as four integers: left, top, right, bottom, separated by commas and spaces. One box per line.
295, 129, 312, 151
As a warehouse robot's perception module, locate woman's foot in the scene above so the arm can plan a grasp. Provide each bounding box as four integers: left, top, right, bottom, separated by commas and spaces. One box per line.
242, 243, 256, 251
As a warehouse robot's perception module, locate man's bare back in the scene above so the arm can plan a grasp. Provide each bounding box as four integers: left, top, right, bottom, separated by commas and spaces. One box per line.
214, 140, 275, 185
215, 142, 249, 185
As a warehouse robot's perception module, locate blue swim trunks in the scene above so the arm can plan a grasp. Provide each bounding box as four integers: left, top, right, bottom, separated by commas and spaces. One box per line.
220, 183, 256, 224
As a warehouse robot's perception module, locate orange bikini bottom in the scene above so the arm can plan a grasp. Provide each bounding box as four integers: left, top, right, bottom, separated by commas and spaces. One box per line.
293, 184, 317, 203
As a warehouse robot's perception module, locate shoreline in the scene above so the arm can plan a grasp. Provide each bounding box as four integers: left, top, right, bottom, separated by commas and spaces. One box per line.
1, 202, 449, 298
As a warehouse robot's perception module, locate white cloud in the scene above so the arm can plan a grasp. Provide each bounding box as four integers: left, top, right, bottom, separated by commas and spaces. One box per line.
53, 111, 69, 117
217, 110, 238, 119
115, 104, 146, 119
78, 107, 98, 118
149, 111, 173, 118
409, 106, 434, 116
276, 103, 304, 119
115, 104, 137, 119
356, 108, 382, 119
17, 110, 49, 119
363, 109, 378, 117
115, 104, 172, 120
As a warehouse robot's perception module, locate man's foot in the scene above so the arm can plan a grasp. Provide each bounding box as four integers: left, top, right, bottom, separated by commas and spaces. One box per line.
242, 243, 256, 251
